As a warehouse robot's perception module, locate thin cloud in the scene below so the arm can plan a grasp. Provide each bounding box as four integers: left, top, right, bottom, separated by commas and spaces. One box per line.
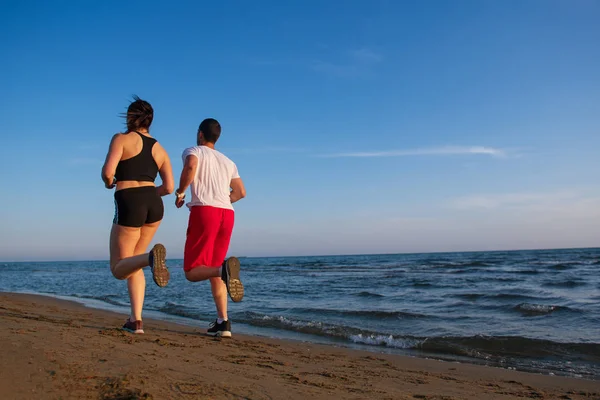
246, 57, 295, 67
310, 60, 362, 77
224, 146, 307, 155
311, 47, 383, 77
451, 190, 581, 210
68, 157, 102, 166
77, 143, 101, 150
349, 48, 383, 63
246, 47, 383, 78
319, 146, 506, 158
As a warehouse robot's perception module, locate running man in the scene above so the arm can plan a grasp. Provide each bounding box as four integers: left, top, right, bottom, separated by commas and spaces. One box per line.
175, 118, 246, 338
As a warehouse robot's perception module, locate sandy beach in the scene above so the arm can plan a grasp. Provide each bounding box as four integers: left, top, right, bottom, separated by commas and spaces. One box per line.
0, 292, 598, 400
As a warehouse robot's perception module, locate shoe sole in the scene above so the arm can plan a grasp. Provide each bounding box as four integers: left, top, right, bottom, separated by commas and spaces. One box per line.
121, 327, 144, 334
150, 244, 170, 287
206, 330, 232, 338
224, 257, 244, 302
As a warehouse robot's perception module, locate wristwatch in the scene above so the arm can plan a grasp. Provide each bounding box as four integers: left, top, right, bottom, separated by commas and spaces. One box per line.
175, 190, 186, 200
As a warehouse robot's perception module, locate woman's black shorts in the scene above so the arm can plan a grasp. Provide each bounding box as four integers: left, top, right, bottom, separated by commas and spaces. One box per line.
113, 186, 164, 227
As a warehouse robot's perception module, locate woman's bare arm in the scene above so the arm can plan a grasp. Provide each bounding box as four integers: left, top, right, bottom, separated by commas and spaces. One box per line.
155, 144, 174, 196
101, 134, 123, 188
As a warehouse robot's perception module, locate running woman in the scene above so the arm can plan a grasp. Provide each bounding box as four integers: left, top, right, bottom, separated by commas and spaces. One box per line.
101, 96, 174, 334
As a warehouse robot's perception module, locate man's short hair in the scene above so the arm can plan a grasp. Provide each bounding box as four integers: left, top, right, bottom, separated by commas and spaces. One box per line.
199, 118, 221, 143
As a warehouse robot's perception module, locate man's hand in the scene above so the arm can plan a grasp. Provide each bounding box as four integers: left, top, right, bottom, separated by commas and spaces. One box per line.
175, 190, 186, 208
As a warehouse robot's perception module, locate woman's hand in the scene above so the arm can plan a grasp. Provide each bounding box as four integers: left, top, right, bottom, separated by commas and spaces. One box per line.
104, 177, 116, 189
156, 185, 173, 197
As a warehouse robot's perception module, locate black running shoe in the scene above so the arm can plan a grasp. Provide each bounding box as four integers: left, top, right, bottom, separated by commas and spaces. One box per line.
206, 319, 232, 338
221, 257, 244, 302
149, 244, 170, 287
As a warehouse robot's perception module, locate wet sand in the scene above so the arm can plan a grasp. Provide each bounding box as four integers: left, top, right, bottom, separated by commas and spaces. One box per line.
0, 292, 598, 399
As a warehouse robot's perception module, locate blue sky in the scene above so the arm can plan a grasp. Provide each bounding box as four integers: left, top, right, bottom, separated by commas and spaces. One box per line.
1, 1, 599, 261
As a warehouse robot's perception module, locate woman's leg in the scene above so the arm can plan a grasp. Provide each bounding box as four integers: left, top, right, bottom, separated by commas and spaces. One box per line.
110, 221, 160, 320
127, 221, 161, 321
110, 224, 144, 279
110, 224, 152, 280
110, 223, 143, 320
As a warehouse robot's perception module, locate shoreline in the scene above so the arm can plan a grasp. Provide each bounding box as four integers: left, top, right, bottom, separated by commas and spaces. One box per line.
1, 292, 598, 399
8, 290, 596, 381
5, 290, 404, 352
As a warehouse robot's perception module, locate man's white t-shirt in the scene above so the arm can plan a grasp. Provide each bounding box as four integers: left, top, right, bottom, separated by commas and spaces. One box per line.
182, 146, 240, 210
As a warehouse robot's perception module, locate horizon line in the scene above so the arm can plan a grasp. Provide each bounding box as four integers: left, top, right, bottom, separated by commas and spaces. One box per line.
2, 245, 597, 263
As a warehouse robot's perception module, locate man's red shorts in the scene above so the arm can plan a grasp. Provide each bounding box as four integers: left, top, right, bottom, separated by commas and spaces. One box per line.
183, 206, 235, 271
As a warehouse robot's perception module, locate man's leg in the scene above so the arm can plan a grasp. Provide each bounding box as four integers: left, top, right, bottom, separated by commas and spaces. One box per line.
213, 209, 244, 302
209, 277, 228, 321
184, 267, 220, 282
183, 206, 220, 282
209, 209, 236, 322
183, 206, 219, 282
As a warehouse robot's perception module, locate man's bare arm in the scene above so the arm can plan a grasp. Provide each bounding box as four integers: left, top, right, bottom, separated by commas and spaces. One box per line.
175, 155, 198, 208
176, 155, 198, 195
230, 177, 246, 203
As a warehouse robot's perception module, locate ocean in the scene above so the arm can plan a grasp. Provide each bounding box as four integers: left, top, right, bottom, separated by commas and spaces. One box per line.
1, 248, 599, 380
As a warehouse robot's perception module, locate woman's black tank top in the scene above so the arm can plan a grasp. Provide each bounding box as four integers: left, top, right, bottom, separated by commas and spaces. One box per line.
115, 131, 159, 182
